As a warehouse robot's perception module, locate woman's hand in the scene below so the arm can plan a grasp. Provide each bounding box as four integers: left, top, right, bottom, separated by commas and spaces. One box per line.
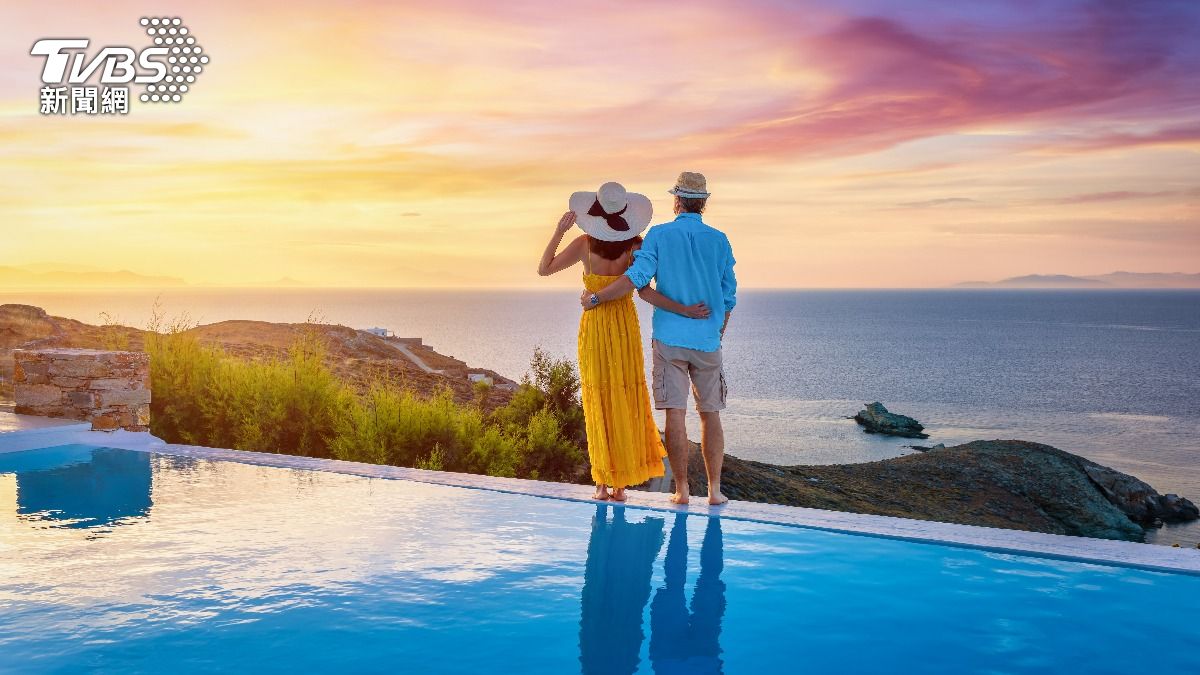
556, 211, 576, 235
683, 302, 711, 319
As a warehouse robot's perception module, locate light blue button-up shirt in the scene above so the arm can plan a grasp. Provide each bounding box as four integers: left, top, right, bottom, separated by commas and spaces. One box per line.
625, 212, 737, 352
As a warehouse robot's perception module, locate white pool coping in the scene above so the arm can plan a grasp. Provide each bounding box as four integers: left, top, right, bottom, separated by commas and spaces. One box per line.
2, 419, 1198, 576
0, 410, 89, 435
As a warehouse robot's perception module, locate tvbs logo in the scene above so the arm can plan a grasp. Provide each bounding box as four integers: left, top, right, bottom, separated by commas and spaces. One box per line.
31, 17, 208, 115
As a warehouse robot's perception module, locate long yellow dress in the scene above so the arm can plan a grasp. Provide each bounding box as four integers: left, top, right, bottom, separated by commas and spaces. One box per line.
579, 264, 667, 488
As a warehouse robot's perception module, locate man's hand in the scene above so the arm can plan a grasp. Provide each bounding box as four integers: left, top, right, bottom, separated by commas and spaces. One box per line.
580, 289, 595, 310
683, 302, 710, 319
556, 211, 576, 236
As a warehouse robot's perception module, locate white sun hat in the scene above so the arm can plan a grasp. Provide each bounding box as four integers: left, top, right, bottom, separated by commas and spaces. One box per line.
568, 181, 653, 242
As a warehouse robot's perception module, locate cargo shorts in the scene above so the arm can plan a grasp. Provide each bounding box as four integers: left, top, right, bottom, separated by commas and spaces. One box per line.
651, 339, 728, 413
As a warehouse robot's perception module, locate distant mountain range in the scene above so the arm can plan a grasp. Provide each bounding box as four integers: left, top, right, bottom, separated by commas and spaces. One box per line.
955, 272, 1200, 289
0, 265, 186, 288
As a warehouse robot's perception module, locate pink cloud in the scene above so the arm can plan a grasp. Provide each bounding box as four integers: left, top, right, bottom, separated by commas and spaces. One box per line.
690, 2, 1200, 162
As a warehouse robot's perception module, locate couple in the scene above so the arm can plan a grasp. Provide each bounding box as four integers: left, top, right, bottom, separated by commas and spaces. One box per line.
537, 172, 736, 505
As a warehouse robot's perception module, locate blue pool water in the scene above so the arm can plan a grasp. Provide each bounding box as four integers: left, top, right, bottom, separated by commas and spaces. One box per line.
1, 445, 1198, 674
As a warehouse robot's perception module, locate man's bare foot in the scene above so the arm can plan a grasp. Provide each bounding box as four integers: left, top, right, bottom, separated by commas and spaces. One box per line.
611, 487, 627, 502
708, 490, 729, 506
670, 483, 690, 505
593, 485, 610, 500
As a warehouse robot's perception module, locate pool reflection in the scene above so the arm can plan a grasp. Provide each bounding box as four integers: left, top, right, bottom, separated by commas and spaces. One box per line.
651, 513, 726, 674
0, 445, 152, 529
578, 505, 726, 675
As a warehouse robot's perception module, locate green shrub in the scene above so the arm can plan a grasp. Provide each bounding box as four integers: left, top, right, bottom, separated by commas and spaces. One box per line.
148, 327, 346, 458
145, 323, 590, 483
330, 386, 479, 468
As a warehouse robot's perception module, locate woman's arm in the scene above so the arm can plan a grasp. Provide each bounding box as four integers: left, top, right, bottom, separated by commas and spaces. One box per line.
538, 211, 585, 276
638, 286, 710, 319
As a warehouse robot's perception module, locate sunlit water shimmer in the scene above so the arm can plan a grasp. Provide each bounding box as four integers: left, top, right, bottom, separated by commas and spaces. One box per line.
3, 289, 1197, 545
1, 445, 1198, 673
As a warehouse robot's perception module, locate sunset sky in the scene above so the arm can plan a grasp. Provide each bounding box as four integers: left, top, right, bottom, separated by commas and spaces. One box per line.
1, 0, 1197, 288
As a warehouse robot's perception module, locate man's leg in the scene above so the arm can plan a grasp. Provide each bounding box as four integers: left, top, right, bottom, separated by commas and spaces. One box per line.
665, 408, 690, 504
698, 411, 727, 505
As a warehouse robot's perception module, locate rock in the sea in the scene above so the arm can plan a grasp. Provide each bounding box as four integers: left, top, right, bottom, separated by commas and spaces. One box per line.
908, 443, 946, 452
854, 402, 928, 439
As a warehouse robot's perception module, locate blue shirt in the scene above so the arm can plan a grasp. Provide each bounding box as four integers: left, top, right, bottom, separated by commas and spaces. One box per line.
625, 212, 737, 352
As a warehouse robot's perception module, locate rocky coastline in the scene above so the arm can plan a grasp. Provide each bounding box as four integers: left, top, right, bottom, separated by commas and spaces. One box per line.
682, 440, 1198, 542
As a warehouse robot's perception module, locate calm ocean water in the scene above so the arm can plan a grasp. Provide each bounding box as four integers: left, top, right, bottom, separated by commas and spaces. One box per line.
4, 288, 1198, 544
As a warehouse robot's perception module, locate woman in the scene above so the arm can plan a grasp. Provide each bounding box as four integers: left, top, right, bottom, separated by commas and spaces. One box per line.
538, 182, 709, 501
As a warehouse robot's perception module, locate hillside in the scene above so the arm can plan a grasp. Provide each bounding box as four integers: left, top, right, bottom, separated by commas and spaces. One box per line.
0, 304, 516, 411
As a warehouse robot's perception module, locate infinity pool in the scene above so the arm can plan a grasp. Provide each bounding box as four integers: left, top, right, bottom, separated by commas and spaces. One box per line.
1, 445, 1198, 673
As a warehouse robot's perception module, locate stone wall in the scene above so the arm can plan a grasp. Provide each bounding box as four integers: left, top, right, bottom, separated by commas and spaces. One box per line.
13, 348, 150, 431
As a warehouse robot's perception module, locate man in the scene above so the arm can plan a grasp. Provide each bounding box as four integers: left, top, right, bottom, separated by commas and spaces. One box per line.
581, 171, 736, 505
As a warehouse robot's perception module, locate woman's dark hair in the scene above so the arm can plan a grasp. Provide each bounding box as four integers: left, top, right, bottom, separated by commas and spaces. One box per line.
587, 235, 642, 261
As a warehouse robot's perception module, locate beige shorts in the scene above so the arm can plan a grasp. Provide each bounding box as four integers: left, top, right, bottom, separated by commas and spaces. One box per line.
651, 339, 727, 413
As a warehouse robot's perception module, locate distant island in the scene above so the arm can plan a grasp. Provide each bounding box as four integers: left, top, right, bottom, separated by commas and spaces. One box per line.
955, 272, 1200, 289
0, 265, 186, 288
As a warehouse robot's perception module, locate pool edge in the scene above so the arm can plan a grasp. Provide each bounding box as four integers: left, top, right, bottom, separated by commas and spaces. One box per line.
3, 426, 1198, 576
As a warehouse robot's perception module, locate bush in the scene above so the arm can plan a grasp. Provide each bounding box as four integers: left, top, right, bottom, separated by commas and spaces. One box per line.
489, 348, 588, 482
147, 326, 346, 458
144, 313, 589, 482
329, 386, 480, 468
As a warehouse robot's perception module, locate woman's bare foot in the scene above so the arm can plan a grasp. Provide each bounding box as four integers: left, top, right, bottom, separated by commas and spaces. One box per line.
593, 485, 611, 500
611, 487, 627, 502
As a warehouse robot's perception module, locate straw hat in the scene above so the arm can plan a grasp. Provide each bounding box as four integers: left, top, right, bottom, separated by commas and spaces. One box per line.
667, 171, 710, 198
569, 182, 653, 242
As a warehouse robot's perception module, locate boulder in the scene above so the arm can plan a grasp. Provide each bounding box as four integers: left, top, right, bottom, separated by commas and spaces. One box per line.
1083, 463, 1200, 524
853, 402, 928, 438
681, 440, 1197, 542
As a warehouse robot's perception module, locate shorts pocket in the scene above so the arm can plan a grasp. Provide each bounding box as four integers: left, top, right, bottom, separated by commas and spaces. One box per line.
652, 364, 667, 406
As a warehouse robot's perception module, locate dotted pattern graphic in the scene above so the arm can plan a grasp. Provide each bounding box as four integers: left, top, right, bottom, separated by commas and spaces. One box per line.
138, 17, 208, 104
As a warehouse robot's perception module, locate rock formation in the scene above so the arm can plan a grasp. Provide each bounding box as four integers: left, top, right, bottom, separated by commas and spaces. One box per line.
683, 440, 1199, 542
853, 402, 928, 438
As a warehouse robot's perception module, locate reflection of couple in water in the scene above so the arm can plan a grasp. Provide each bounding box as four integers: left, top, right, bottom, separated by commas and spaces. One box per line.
579, 504, 726, 674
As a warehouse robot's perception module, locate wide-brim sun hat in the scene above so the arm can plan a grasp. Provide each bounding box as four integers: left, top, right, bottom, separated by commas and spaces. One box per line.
667, 171, 710, 198
569, 181, 653, 242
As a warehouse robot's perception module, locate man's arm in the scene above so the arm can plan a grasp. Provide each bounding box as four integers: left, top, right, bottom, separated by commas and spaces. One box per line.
720, 237, 737, 338
581, 275, 634, 309
720, 238, 737, 314
624, 227, 659, 290
581, 227, 660, 309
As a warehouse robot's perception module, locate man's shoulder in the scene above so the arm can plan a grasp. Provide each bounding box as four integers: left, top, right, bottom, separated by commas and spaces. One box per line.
695, 221, 731, 246
650, 216, 724, 233
647, 219, 683, 232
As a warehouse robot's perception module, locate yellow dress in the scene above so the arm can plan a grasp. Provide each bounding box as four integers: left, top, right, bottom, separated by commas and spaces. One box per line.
579, 266, 667, 489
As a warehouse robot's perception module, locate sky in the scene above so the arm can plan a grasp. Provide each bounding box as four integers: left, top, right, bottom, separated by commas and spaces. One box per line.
1, 0, 1198, 288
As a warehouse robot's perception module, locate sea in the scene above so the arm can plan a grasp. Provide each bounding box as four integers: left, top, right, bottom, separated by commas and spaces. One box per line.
3, 288, 1197, 546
